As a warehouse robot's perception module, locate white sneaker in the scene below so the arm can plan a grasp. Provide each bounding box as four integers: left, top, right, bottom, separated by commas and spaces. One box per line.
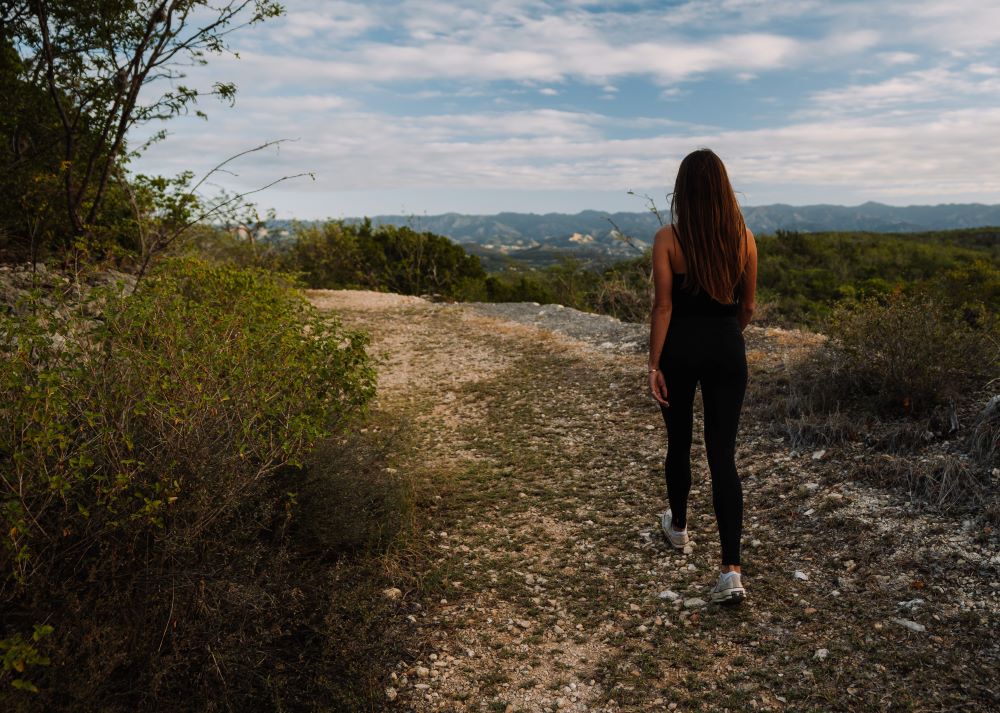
660, 509, 690, 548
710, 571, 746, 605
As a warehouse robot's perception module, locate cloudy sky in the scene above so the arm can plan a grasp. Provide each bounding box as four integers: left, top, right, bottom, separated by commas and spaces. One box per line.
132, 0, 1000, 218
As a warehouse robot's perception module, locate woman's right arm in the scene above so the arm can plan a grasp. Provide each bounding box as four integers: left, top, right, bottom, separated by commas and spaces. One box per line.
739, 228, 757, 331
648, 227, 673, 406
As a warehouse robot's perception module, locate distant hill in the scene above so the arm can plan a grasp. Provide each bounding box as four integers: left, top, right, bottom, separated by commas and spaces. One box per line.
269, 202, 1000, 268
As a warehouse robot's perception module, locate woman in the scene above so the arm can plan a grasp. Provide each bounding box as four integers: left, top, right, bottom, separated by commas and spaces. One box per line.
647, 148, 757, 606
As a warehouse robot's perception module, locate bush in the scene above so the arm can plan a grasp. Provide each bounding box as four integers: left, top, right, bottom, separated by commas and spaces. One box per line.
0, 258, 376, 699
819, 289, 998, 416
288, 219, 487, 298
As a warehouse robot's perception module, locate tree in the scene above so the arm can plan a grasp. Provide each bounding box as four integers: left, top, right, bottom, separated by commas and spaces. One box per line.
0, 0, 284, 257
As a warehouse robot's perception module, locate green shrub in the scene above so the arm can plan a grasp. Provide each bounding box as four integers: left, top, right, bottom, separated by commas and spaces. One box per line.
820, 289, 998, 415
288, 219, 486, 298
0, 258, 376, 697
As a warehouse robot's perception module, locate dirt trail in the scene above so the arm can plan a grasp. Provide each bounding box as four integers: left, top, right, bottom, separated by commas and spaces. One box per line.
308, 290, 999, 713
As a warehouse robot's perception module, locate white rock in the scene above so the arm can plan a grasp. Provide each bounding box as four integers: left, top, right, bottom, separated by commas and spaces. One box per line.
794, 570, 809, 581
385, 687, 398, 700
811, 450, 826, 460
897, 598, 925, 610
751, 539, 762, 547
892, 617, 926, 632
683, 597, 707, 608
382, 587, 403, 600
814, 648, 829, 660
415, 666, 430, 678
659, 589, 680, 601
683, 544, 694, 554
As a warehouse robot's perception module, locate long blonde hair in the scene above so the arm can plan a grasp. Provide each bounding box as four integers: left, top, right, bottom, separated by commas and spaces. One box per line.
670, 148, 749, 304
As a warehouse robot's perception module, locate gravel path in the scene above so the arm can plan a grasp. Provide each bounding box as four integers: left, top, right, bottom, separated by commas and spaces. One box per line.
462, 301, 648, 354
308, 289, 999, 713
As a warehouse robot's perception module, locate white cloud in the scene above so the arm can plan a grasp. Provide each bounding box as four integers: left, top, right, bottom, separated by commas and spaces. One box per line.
806, 64, 1000, 115
877, 51, 920, 66
128, 0, 1000, 214
136, 100, 1000, 209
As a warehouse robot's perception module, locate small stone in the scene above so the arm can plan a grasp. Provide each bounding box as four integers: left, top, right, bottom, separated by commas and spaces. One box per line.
892, 617, 926, 632
415, 666, 430, 678
382, 587, 403, 600
654, 616, 664, 626
515, 619, 532, 629
751, 539, 762, 547
683, 544, 694, 554
638, 625, 648, 633
683, 597, 707, 608
794, 570, 809, 581
669, 702, 678, 709
686, 563, 696, 571
505, 706, 514, 713
385, 687, 397, 700
553, 625, 565, 635
525, 574, 535, 585
804, 607, 818, 615
659, 590, 680, 601
811, 450, 826, 460
629, 603, 641, 612
814, 648, 829, 660
804, 508, 815, 516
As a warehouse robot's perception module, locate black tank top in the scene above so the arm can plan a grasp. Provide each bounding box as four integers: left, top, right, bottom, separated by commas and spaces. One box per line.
671, 270, 740, 318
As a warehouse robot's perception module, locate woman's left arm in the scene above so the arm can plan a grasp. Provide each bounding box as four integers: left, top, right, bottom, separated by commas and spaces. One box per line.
648, 228, 673, 406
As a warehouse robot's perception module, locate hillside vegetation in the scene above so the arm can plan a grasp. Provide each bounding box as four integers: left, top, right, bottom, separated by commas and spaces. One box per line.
254, 218, 1000, 330
1, 2, 997, 710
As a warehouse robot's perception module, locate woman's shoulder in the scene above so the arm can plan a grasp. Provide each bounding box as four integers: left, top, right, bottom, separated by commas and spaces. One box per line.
654, 222, 677, 238
653, 223, 678, 251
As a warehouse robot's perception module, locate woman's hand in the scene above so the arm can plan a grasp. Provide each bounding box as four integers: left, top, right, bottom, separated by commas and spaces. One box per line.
649, 369, 669, 407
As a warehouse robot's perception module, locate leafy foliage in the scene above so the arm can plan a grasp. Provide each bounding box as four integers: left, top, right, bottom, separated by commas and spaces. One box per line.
288, 219, 487, 298
0, 259, 376, 701
0, 0, 284, 260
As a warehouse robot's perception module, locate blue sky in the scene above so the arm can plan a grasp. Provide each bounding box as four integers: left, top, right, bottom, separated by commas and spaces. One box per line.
132, 0, 1000, 219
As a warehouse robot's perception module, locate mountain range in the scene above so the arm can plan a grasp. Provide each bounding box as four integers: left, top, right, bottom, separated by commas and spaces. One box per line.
348, 202, 1000, 265
266, 202, 1000, 268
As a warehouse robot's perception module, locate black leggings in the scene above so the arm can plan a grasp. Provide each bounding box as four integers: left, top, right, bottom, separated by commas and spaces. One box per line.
658, 315, 748, 566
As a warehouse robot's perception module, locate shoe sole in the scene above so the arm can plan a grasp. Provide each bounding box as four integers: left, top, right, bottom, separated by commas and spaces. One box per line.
711, 588, 746, 605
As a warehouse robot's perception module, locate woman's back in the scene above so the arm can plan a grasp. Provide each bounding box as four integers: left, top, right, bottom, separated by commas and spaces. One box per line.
667, 225, 741, 318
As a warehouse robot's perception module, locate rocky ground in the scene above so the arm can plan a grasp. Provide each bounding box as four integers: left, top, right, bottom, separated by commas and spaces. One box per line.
312, 290, 999, 712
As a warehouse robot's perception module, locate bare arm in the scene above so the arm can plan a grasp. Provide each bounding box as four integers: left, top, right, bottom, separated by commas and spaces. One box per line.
647, 227, 674, 405
738, 229, 758, 331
